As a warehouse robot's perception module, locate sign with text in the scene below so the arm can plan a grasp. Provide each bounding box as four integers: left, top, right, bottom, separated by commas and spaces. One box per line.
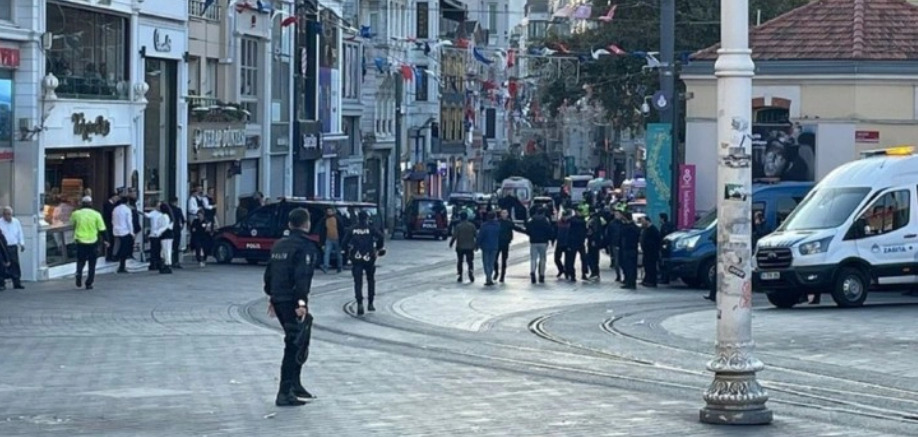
644, 123, 673, 225
72, 113, 111, 141
0, 48, 20, 69
855, 130, 880, 144
677, 164, 696, 229
138, 23, 186, 60
188, 123, 246, 163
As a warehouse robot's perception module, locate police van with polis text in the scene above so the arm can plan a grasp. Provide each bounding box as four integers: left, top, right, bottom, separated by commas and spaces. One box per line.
753, 146, 918, 308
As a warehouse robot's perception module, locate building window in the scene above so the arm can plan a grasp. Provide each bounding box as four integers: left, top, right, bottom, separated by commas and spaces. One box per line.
0, 70, 11, 149
0, 0, 11, 21
205, 58, 218, 97
46, 4, 130, 100
488, 3, 498, 32
342, 42, 360, 100
187, 56, 201, 96
344, 117, 360, 156
375, 83, 394, 136
416, 2, 429, 39
240, 38, 259, 123
415, 65, 427, 102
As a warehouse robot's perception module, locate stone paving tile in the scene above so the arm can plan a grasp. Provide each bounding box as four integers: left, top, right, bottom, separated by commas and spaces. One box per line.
0, 240, 907, 436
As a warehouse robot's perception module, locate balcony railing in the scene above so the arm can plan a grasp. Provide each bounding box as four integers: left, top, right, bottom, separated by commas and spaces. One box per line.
189, 0, 222, 21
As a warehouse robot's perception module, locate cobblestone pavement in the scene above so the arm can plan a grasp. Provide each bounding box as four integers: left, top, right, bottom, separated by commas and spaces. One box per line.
0, 238, 915, 436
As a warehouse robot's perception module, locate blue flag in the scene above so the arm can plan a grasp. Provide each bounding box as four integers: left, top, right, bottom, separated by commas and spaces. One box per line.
203, 0, 215, 11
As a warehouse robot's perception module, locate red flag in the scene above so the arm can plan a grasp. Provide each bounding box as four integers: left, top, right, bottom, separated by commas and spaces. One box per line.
607, 44, 626, 55
400, 64, 414, 81
598, 5, 617, 23
281, 16, 297, 27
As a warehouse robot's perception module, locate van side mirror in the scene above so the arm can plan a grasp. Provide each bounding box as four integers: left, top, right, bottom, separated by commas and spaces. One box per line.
846, 218, 866, 240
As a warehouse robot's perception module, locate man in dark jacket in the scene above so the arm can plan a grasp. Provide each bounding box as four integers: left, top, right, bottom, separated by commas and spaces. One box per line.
476, 211, 500, 286
585, 210, 605, 281
658, 213, 676, 284
342, 211, 385, 315
639, 216, 662, 288
618, 212, 641, 289
102, 192, 120, 261
170, 197, 185, 269
522, 207, 553, 283
493, 209, 515, 283
263, 208, 319, 407
606, 211, 623, 282
554, 211, 571, 278
565, 210, 588, 282
449, 212, 478, 283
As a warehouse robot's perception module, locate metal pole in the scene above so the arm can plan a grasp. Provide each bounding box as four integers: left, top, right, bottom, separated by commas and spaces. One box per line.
392, 75, 404, 233
700, 0, 772, 425
659, 0, 676, 222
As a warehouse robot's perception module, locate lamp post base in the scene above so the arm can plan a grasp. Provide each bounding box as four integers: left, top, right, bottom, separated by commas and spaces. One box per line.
700, 371, 773, 425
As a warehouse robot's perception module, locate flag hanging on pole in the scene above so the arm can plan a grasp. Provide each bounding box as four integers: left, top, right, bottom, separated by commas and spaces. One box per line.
281, 15, 297, 27
203, 0, 216, 12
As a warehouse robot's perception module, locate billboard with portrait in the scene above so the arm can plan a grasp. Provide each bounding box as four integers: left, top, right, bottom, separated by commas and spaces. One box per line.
751, 123, 816, 182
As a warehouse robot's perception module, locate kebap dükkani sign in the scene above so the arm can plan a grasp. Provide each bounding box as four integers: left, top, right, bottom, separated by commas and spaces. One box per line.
189, 124, 246, 163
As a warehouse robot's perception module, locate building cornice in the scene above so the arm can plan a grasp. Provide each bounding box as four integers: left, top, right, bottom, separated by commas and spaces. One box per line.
683, 60, 918, 79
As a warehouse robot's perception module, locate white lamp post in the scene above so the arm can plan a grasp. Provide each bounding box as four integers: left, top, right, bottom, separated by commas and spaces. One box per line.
699, 0, 773, 425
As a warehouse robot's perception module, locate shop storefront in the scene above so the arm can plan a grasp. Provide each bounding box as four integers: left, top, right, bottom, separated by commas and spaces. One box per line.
187, 122, 246, 226
138, 20, 187, 208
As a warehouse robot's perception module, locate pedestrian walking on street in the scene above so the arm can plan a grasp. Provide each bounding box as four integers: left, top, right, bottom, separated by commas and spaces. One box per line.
112, 197, 134, 273
522, 207, 553, 284
639, 216, 661, 288
477, 211, 500, 286
342, 211, 385, 315
565, 209, 588, 282
606, 210, 623, 282
318, 207, 344, 273
169, 197, 185, 269
263, 208, 319, 407
0, 207, 25, 289
70, 196, 107, 290
618, 212, 640, 290
449, 212, 478, 283
145, 199, 164, 271
0, 228, 10, 291
152, 202, 175, 274
585, 209, 605, 282
554, 211, 572, 278
102, 192, 119, 261
493, 209, 514, 283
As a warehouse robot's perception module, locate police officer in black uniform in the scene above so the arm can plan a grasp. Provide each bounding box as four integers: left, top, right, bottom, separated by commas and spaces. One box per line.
342, 211, 385, 316
263, 208, 319, 407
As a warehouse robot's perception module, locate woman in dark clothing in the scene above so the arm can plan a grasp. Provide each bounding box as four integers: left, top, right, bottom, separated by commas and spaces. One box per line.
190, 210, 212, 266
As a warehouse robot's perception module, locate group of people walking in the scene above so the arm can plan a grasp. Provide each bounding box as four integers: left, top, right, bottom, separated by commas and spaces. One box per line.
448, 202, 676, 289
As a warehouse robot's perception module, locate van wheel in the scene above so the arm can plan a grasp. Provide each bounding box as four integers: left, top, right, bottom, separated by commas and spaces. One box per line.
831, 267, 869, 308
246, 258, 259, 265
699, 259, 716, 290
766, 292, 799, 309
406, 232, 413, 240
214, 241, 234, 264
681, 277, 701, 288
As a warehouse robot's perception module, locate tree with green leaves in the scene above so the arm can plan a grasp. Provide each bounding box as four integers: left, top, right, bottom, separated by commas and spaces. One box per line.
535, 0, 808, 131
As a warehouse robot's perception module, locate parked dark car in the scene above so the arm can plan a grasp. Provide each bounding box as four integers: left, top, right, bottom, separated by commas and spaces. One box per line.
211, 198, 379, 265
405, 197, 448, 240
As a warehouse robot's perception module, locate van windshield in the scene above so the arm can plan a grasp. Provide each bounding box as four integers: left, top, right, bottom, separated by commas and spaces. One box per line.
780, 187, 871, 231
692, 209, 717, 230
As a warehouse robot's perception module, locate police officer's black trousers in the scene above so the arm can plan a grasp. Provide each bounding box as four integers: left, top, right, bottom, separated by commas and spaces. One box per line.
643, 254, 659, 286
352, 261, 376, 304
275, 301, 305, 395
620, 250, 638, 287
564, 246, 586, 279
587, 245, 601, 278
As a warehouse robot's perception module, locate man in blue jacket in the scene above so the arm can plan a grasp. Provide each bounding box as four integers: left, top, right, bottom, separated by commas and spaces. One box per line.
477, 211, 500, 286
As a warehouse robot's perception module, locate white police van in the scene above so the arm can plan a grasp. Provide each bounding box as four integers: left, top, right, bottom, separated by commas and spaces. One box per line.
754, 146, 918, 308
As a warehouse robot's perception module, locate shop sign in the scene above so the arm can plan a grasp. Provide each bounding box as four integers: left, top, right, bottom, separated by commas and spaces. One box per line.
855, 130, 880, 144
189, 124, 246, 163
138, 24, 186, 60
72, 113, 112, 141
0, 48, 20, 69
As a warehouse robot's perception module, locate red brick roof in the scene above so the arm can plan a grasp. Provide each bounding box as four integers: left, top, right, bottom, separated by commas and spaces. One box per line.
693, 0, 918, 61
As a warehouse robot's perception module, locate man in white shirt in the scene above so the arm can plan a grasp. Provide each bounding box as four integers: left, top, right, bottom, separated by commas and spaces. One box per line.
0, 206, 24, 289
145, 200, 163, 271
187, 186, 214, 223
111, 198, 134, 273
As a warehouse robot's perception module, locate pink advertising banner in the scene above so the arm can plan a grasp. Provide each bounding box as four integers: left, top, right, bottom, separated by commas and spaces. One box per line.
677, 164, 696, 229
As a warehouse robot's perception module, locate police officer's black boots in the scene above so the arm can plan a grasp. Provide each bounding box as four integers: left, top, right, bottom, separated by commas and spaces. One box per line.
292, 366, 315, 399
276, 381, 306, 407
368, 300, 376, 312
356, 301, 365, 316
